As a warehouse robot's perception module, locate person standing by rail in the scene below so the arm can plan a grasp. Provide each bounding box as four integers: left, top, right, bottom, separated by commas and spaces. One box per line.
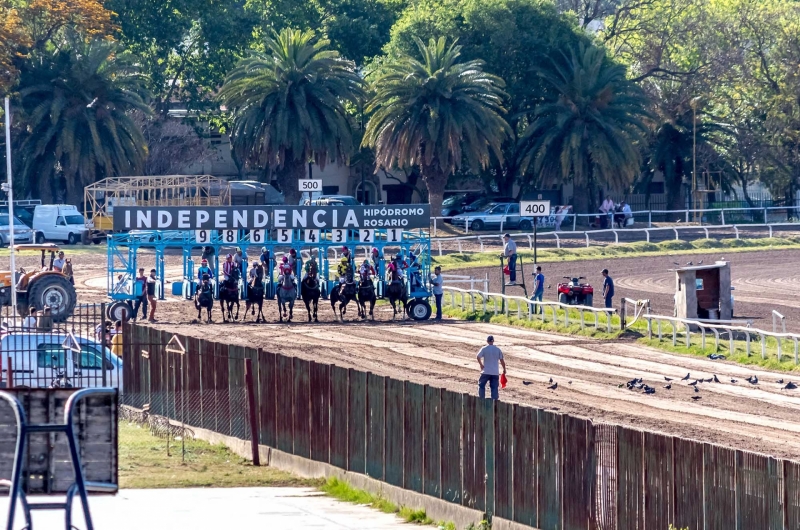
531, 265, 544, 313
477, 335, 507, 400
430, 266, 444, 320
146, 269, 158, 322
602, 268, 614, 309
502, 233, 517, 286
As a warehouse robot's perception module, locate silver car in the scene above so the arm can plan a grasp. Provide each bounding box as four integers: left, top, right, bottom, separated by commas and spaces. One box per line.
0, 214, 34, 246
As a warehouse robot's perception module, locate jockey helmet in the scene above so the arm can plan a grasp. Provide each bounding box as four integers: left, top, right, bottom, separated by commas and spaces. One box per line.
363, 259, 370, 265
201, 258, 208, 264
289, 249, 296, 255
252, 261, 258, 266
282, 256, 288, 262
261, 247, 268, 253
342, 246, 348, 252
226, 254, 232, 259
340, 256, 349, 263
236, 247, 241, 252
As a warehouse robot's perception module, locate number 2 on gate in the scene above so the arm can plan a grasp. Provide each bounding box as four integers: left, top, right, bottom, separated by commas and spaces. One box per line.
304, 229, 319, 243
277, 229, 293, 243
331, 229, 346, 243
359, 229, 374, 243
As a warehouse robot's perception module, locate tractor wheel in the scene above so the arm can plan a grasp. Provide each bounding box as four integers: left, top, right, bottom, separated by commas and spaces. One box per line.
584, 294, 593, 307
559, 293, 568, 305
108, 301, 133, 322
27, 274, 77, 322
409, 299, 433, 321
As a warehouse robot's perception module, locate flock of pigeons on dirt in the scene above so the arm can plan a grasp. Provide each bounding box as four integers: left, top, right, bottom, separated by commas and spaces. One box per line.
520, 372, 797, 401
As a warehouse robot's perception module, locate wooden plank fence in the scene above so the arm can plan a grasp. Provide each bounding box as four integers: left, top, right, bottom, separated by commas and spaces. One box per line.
123, 324, 800, 529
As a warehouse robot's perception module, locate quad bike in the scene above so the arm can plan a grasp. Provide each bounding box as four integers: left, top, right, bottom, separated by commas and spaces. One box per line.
0, 244, 77, 322
557, 276, 594, 307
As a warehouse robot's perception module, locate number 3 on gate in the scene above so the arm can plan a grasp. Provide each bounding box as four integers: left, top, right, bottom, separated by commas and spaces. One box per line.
359, 229, 374, 243
277, 228, 293, 243
331, 229, 346, 243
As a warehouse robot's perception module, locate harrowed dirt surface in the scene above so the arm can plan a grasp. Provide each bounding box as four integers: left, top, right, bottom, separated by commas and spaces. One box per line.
17, 245, 800, 461
448, 248, 800, 332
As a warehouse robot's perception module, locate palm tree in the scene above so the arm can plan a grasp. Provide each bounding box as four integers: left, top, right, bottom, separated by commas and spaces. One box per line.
17, 37, 149, 203
519, 44, 651, 214
363, 37, 511, 215
218, 29, 365, 205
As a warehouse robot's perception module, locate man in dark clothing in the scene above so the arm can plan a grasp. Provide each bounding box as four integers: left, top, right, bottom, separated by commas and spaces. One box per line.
146, 269, 158, 322
602, 268, 614, 309
132, 267, 148, 321
531, 266, 544, 314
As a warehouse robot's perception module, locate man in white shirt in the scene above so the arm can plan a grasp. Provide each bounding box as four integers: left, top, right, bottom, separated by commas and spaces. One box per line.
22, 307, 37, 329
502, 233, 518, 286
52, 251, 66, 272
477, 335, 507, 400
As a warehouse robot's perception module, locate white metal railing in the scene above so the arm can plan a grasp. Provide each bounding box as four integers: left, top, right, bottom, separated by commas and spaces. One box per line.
442, 285, 619, 333
773, 310, 787, 334
430, 222, 800, 256
440, 274, 489, 292
642, 313, 800, 364
431, 204, 800, 236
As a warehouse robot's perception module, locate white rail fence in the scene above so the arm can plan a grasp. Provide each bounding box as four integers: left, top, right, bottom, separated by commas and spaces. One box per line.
430, 222, 800, 256
443, 286, 800, 364
432, 204, 800, 236
441, 274, 489, 291
441, 286, 619, 333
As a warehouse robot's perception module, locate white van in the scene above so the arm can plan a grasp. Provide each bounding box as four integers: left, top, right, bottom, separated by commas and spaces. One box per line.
32, 205, 89, 244
0, 332, 123, 389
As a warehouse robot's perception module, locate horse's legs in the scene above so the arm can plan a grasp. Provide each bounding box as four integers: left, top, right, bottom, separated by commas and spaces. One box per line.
370, 299, 375, 320
234, 301, 239, 320
288, 301, 294, 322
305, 299, 312, 322
313, 298, 319, 322
219, 300, 226, 322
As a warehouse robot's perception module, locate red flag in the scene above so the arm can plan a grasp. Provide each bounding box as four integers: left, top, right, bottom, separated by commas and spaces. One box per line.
500, 373, 508, 389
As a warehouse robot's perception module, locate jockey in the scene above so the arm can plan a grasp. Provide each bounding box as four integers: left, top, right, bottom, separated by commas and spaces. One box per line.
337, 256, 352, 284
341, 246, 352, 265
288, 248, 298, 271
198, 273, 213, 294
278, 255, 293, 277
407, 251, 421, 289
359, 259, 376, 282
197, 258, 214, 282
248, 261, 261, 282
233, 247, 244, 272
302, 255, 318, 281
259, 247, 270, 267
222, 254, 236, 280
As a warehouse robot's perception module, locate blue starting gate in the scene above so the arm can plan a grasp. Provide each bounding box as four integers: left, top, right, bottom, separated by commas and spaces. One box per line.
106, 226, 433, 321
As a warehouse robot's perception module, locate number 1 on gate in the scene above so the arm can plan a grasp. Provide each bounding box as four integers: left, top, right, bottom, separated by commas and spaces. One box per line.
304, 229, 319, 243
386, 228, 402, 242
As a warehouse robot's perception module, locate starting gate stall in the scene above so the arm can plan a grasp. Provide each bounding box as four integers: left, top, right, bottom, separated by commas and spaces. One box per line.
107, 204, 434, 320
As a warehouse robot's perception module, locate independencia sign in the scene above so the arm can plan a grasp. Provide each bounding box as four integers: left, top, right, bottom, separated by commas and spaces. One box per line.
113, 205, 431, 231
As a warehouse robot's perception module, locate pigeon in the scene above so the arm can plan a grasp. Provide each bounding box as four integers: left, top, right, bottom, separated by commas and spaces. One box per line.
691, 395, 702, 401
568, 381, 572, 385
784, 382, 797, 390
708, 354, 726, 360
698, 260, 704, 265
547, 382, 558, 390
704, 378, 713, 383
681, 373, 691, 381
664, 376, 673, 381
673, 262, 680, 266
694, 386, 700, 393
731, 379, 738, 384
618, 383, 625, 388
549, 377, 553, 384
713, 375, 721, 383
688, 380, 699, 386
644, 387, 655, 395
687, 261, 693, 266
522, 381, 533, 386
664, 383, 672, 390
747, 375, 759, 385
777, 379, 784, 384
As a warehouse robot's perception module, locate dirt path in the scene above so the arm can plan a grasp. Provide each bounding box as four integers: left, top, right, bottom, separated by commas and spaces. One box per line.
149, 317, 800, 460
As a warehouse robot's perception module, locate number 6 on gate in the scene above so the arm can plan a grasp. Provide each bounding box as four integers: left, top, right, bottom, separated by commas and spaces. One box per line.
250, 229, 265, 244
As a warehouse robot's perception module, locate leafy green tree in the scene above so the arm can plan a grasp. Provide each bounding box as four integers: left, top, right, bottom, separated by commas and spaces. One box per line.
218, 28, 366, 205
364, 37, 511, 214
16, 37, 149, 202
385, 0, 590, 195
519, 44, 651, 213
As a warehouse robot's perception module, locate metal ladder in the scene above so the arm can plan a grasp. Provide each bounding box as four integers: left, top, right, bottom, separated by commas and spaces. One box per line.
500, 254, 528, 298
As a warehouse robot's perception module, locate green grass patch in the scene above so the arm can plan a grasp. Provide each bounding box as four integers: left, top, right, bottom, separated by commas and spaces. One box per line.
431, 237, 800, 270
320, 478, 457, 528
119, 421, 319, 489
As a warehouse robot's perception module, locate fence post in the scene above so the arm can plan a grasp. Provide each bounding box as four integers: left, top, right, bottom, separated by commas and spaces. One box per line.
244, 357, 261, 466
764, 208, 768, 224
685, 210, 689, 223
648, 211, 652, 228
721, 209, 725, 225
433, 218, 437, 237
5, 356, 11, 388
620, 301, 626, 330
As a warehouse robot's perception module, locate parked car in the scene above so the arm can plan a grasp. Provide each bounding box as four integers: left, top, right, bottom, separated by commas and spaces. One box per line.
32, 205, 89, 244
451, 202, 533, 231
304, 195, 361, 206
0, 332, 122, 389
0, 214, 35, 246
462, 196, 516, 213
440, 193, 483, 218
0, 200, 41, 227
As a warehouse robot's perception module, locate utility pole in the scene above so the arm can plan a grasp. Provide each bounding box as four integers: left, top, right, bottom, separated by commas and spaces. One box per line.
690, 97, 701, 223
4, 97, 17, 311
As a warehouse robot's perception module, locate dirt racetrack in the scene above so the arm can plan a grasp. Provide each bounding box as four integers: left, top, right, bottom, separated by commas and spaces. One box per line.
449, 248, 800, 331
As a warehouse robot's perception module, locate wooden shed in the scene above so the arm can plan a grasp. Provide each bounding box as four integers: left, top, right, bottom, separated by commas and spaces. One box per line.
673, 261, 732, 321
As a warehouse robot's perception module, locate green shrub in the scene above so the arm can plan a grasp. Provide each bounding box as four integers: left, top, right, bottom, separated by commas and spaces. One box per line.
719, 238, 752, 247
691, 239, 724, 249
658, 240, 693, 251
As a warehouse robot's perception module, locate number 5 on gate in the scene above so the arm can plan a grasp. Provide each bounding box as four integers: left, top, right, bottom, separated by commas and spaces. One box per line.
277, 229, 293, 243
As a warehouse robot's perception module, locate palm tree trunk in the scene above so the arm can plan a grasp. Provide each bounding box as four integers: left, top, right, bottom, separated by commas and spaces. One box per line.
422, 164, 448, 216
276, 159, 306, 205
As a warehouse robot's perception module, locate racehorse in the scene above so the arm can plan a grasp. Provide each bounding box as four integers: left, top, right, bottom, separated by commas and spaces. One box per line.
194, 278, 214, 323
301, 273, 321, 323
386, 268, 408, 320
330, 277, 357, 322
219, 270, 240, 322
357, 277, 377, 321
276, 273, 296, 323
245, 265, 266, 323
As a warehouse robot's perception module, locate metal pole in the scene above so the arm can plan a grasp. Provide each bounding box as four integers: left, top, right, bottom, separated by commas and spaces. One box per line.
533, 215, 538, 267
4, 98, 17, 311
245, 357, 260, 465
